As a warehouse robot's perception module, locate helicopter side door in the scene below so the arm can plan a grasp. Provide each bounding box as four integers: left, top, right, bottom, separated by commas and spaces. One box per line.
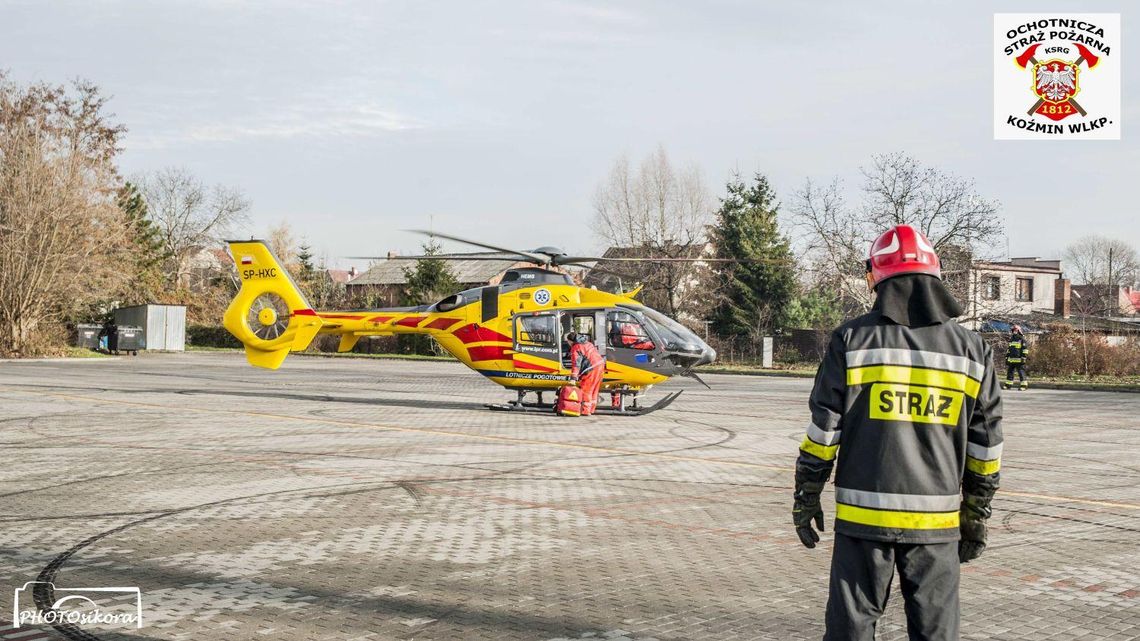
557, 310, 607, 369
510, 312, 562, 375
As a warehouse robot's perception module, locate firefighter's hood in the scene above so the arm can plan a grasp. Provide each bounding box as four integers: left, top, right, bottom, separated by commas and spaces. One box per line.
873, 274, 964, 327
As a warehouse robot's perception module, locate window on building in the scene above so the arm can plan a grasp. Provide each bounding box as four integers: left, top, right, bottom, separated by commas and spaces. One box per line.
983, 275, 1001, 301
1015, 277, 1034, 302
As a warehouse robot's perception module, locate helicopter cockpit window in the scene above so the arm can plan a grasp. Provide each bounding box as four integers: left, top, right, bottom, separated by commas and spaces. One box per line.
638, 307, 705, 354
516, 314, 558, 348
607, 311, 656, 351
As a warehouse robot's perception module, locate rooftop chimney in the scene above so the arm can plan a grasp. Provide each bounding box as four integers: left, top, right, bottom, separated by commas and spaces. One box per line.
1054, 278, 1071, 319
349, 266, 358, 278
387, 251, 398, 259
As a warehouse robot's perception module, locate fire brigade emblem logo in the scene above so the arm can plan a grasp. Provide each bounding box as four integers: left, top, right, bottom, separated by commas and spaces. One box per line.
1017, 45, 1095, 122
1032, 58, 1081, 119
994, 14, 1120, 140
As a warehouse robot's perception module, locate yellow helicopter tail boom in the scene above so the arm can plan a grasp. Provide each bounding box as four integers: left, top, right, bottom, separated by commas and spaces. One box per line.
223, 240, 324, 369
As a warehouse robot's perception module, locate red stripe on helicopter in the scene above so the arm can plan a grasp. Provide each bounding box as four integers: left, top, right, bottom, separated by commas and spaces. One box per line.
367, 315, 395, 323
452, 323, 512, 344
318, 313, 365, 319
468, 345, 511, 361
423, 317, 461, 330
514, 360, 558, 372
395, 316, 425, 328
292, 309, 318, 316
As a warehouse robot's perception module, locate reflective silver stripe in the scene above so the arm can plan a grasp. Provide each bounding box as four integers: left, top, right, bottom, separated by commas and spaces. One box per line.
967, 441, 1003, 461
846, 348, 985, 381
805, 422, 841, 446
836, 488, 961, 512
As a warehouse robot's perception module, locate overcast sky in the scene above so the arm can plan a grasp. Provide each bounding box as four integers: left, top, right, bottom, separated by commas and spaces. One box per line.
2, 0, 1136, 269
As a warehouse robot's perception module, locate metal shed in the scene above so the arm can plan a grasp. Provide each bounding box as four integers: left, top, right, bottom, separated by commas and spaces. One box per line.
113, 304, 187, 351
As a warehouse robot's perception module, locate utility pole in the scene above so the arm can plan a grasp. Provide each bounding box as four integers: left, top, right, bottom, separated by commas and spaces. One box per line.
1106, 246, 1115, 317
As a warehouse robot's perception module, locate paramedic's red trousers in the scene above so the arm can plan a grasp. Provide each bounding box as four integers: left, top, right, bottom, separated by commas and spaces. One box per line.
579, 369, 603, 415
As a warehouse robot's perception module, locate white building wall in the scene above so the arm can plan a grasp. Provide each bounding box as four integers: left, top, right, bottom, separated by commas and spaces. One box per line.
965, 268, 1058, 323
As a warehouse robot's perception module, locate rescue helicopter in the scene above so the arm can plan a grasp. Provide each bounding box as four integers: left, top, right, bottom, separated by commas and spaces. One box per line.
223, 231, 741, 415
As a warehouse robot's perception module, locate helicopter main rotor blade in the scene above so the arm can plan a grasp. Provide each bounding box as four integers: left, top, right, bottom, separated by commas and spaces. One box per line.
405, 229, 548, 264
346, 254, 526, 261
562, 262, 641, 280
560, 256, 790, 264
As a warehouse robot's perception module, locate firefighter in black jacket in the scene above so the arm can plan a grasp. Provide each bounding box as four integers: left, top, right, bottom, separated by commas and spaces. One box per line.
1005, 325, 1029, 390
793, 224, 1003, 641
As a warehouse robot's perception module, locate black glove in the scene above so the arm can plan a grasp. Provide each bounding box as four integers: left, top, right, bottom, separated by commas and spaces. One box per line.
958, 493, 991, 563
793, 486, 825, 548
959, 513, 986, 563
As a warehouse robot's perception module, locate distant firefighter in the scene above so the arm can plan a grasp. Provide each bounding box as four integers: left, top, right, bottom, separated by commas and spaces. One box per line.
1004, 325, 1029, 390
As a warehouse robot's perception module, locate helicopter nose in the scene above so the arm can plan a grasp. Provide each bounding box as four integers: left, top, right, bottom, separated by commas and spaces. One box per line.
695, 343, 716, 367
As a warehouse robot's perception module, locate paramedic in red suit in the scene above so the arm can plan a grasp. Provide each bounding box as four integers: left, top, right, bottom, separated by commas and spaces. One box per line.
568, 332, 606, 415
619, 321, 655, 350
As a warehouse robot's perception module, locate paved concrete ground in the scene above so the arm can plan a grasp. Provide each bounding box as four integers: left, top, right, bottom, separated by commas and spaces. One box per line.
0, 352, 1138, 641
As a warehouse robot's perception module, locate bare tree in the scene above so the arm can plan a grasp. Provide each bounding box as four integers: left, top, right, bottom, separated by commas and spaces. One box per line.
137, 167, 249, 288
0, 74, 131, 355
789, 153, 1003, 318
592, 146, 715, 320
1064, 235, 1139, 286
1064, 235, 1140, 317
859, 153, 1002, 252
787, 178, 872, 313
267, 221, 298, 274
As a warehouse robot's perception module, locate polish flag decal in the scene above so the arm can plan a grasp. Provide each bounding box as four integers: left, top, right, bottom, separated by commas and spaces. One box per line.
240, 255, 254, 265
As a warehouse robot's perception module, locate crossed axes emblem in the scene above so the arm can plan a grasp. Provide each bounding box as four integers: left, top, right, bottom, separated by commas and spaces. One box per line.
1015, 42, 1100, 117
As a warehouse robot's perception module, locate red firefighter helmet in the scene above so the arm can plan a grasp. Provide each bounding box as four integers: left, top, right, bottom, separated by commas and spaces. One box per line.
867, 224, 941, 287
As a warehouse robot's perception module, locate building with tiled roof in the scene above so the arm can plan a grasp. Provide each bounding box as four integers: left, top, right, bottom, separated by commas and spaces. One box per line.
345, 252, 533, 306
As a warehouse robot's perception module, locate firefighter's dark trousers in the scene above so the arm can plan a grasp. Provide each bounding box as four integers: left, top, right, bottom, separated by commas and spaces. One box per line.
1006, 363, 1026, 383
823, 533, 960, 641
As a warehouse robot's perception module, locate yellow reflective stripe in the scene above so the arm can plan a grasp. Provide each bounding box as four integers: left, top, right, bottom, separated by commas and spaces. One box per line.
847, 365, 980, 398
966, 456, 1001, 475
836, 504, 959, 530
799, 437, 839, 461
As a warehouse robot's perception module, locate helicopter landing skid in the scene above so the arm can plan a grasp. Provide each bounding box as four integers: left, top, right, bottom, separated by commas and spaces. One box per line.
485, 390, 683, 416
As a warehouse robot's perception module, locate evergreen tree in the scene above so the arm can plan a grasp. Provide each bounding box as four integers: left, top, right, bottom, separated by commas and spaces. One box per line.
784, 288, 843, 330
399, 239, 459, 354
297, 243, 315, 281
709, 172, 797, 348
118, 181, 170, 302
400, 239, 459, 305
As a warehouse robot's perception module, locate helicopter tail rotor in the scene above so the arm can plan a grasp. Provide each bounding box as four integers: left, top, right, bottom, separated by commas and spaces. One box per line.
223, 240, 324, 369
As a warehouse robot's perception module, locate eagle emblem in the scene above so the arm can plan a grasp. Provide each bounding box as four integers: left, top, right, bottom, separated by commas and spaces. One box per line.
1033, 60, 1079, 104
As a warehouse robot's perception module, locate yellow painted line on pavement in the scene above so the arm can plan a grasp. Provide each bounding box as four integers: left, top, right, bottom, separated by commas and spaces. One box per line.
12, 389, 1140, 512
